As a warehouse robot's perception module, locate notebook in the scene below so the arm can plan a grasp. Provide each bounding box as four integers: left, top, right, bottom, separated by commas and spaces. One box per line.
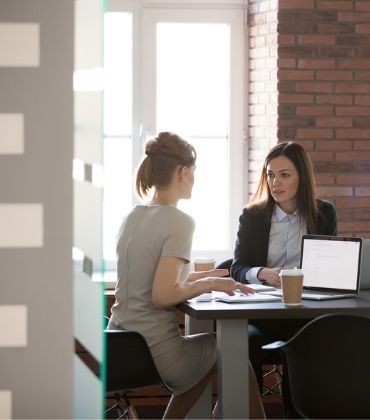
298, 234, 362, 301
360, 239, 370, 289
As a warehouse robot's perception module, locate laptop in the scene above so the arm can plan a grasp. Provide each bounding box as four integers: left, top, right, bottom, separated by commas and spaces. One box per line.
360, 239, 370, 289
299, 234, 362, 300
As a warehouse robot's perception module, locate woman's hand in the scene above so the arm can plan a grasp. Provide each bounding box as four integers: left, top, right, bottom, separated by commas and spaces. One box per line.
187, 269, 229, 282
207, 277, 255, 296
257, 267, 282, 287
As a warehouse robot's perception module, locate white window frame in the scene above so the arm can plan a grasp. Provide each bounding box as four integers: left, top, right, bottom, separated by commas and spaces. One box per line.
106, 0, 248, 264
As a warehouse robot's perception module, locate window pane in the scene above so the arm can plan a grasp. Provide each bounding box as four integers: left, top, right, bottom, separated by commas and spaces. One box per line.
103, 138, 132, 261
156, 23, 230, 137
103, 12, 132, 136
178, 137, 229, 250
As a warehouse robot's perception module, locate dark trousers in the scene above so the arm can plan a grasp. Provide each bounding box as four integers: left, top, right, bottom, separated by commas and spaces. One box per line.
248, 318, 309, 418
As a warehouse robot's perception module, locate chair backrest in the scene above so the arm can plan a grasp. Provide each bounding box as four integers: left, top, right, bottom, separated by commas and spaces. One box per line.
281, 313, 370, 419
216, 258, 233, 271
105, 328, 166, 394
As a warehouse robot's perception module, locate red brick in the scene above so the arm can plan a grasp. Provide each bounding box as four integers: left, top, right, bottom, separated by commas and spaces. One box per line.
338, 59, 370, 69
336, 129, 370, 139
336, 151, 370, 161
278, 34, 296, 45
297, 128, 333, 138
296, 82, 333, 93
340, 221, 370, 231
336, 197, 370, 208
295, 140, 315, 150
317, 22, 355, 33
354, 96, 370, 105
355, 187, 370, 197
316, 70, 353, 80
337, 174, 370, 184
297, 34, 335, 45
355, 71, 370, 80
297, 105, 333, 116
356, 24, 370, 33
278, 58, 296, 68
309, 151, 334, 161
279, 0, 314, 9
338, 12, 370, 22
354, 140, 370, 150
279, 93, 314, 103
298, 58, 335, 69
316, 140, 352, 150
356, 2, 370, 12
336, 106, 370, 116
317, 1, 354, 10
316, 95, 353, 105
315, 174, 335, 184
337, 34, 370, 45
317, 186, 353, 197
316, 117, 352, 128
278, 70, 314, 80
335, 83, 370, 94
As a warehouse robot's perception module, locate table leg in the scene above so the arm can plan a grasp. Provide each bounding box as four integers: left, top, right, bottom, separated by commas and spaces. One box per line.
217, 319, 249, 419
184, 315, 214, 419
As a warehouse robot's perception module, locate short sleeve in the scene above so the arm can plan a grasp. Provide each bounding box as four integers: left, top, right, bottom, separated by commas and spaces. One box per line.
162, 212, 195, 263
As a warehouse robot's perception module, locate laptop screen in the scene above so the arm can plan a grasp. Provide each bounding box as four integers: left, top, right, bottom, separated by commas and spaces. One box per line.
300, 235, 362, 292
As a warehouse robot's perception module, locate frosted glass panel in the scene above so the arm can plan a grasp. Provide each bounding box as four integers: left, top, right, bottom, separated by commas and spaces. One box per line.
0, 204, 43, 248
103, 138, 132, 261
104, 12, 132, 137
74, 0, 103, 70
74, 356, 102, 419
0, 113, 24, 154
157, 23, 229, 136
74, 92, 103, 164
0, 23, 39, 67
74, 271, 103, 362
179, 138, 228, 250
0, 305, 27, 347
0, 390, 12, 419
74, 181, 103, 262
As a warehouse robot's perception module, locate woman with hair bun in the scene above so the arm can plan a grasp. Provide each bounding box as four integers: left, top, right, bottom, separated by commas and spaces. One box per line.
108, 132, 265, 419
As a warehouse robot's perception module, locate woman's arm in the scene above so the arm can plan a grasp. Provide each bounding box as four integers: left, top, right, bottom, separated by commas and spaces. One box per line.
152, 256, 254, 308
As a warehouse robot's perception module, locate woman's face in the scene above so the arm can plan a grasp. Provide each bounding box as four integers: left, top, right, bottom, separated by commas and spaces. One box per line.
266, 155, 299, 214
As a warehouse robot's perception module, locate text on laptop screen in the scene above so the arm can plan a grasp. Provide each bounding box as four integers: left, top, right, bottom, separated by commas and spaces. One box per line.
301, 238, 361, 290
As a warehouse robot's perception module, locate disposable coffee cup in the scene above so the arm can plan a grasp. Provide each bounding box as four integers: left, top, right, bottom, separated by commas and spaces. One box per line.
193, 258, 216, 272
279, 267, 304, 306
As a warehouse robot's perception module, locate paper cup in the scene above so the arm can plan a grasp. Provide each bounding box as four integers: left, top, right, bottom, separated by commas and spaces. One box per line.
193, 258, 216, 272
279, 268, 304, 306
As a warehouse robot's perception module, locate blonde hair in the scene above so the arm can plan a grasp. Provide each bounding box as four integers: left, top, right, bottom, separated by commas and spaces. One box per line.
136, 132, 196, 198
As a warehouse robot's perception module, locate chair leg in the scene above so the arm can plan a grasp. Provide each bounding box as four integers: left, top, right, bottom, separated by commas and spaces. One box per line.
262, 364, 282, 401
115, 394, 139, 420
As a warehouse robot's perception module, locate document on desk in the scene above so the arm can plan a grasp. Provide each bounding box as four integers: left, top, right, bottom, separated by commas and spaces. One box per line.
212, 291, 281, 303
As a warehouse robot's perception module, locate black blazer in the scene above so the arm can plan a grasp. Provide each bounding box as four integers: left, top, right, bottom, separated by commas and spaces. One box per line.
230, 199, 337, 283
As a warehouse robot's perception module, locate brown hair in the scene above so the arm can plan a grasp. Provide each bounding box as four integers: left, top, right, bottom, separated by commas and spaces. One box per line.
136, 132, 196, 198
250, 141, 318, 233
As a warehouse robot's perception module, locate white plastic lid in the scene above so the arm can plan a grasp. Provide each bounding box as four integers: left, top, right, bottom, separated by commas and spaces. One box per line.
279, 267, 304, 276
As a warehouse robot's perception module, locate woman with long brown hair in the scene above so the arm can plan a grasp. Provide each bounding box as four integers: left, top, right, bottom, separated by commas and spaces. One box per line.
230, 141, 337, 416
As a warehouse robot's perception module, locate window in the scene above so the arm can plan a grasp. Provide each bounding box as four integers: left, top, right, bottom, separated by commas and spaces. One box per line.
103, 0, 246, 265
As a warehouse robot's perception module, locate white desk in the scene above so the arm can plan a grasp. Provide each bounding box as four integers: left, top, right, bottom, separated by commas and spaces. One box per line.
179, 290, 370, 419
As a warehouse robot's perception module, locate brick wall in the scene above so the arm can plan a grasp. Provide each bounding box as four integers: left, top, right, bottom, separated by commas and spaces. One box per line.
248, 0, 279, 195
248, 0, 370, 238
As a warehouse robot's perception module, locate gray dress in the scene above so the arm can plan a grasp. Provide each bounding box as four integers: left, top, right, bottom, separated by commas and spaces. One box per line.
108, 205, 216, 395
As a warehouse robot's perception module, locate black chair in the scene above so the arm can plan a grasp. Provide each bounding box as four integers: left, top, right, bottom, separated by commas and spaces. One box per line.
105, 318, 168, 419
263, 313, 370, 419
216, 259, 283, 401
